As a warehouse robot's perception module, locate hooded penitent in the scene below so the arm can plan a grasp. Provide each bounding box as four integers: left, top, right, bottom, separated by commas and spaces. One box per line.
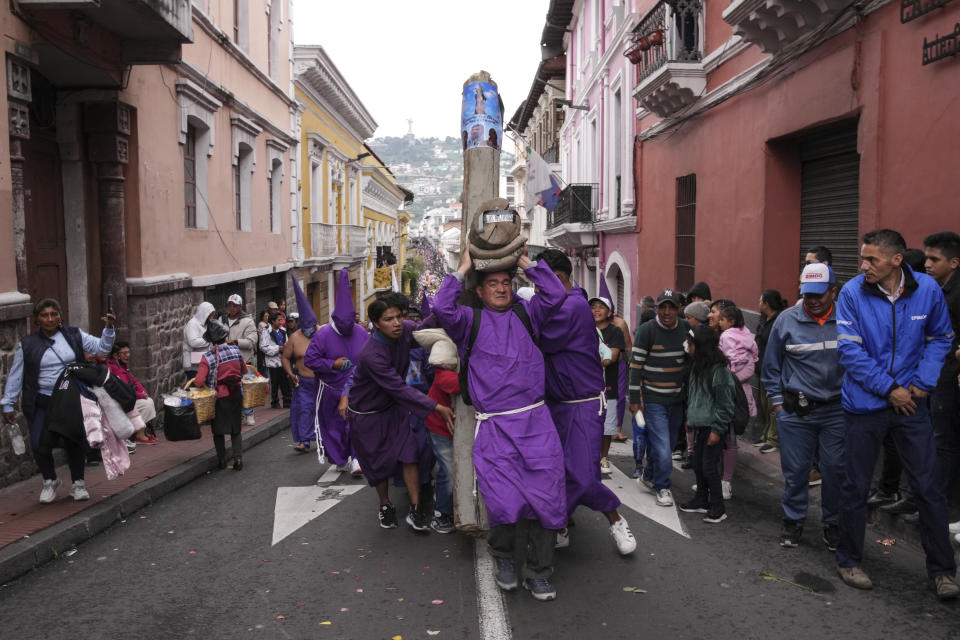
291, 274, 319, 338
332, 270, 356, 337
598, 274, 615, 314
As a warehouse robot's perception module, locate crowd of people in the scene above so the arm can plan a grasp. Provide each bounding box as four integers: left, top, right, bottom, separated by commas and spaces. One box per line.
3, 226, 958, 604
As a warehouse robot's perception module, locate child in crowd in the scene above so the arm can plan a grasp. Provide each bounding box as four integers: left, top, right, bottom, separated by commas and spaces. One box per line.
716, 304, 758, 499
679, 325, 736, 523
423, 338, 460, 534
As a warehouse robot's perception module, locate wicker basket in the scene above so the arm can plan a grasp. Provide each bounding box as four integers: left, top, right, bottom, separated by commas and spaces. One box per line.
242, 367, 269, 409
184, 379, 216, 423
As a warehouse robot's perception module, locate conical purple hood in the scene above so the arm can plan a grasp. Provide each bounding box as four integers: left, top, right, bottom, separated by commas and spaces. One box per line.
291, 274, 319, 338
598, 274, 615, 313
332, 269, 356, 336
420, 295, 432, 318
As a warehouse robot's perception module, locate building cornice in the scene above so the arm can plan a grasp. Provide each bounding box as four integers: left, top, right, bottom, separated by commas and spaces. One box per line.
294, 45, 377, 140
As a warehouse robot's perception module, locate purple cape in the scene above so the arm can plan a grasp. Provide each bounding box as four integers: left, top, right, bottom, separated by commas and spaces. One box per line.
303, 323, 369, 465
433, 261, 568, 529
347, 322, 436, 486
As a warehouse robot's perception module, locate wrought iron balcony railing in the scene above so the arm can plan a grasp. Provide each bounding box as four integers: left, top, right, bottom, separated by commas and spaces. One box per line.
627, 0, 703, 84
548, 184, 599, 229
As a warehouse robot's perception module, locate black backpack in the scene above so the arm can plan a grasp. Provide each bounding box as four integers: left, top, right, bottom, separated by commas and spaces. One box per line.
459, 303, 535, 406
713, 365, 750, 435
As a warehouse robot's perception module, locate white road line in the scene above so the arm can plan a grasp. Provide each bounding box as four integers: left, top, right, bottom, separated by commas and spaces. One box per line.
315, 466, 342, 485
474, 539, 512, 640
271, 484, 364, 545
603, 464, 689, 539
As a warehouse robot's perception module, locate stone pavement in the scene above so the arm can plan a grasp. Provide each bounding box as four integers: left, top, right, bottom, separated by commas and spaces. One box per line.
0, 407, 290, 584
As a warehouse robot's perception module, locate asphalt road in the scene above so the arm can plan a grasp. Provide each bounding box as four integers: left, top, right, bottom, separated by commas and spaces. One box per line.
0, 433, 957, 640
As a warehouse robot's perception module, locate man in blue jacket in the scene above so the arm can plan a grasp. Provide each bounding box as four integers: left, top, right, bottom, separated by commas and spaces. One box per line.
835, 229, 958, 600
761, 263, 844, 552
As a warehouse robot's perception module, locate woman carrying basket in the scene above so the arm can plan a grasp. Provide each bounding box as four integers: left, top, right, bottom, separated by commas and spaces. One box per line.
195, 320, 248, 470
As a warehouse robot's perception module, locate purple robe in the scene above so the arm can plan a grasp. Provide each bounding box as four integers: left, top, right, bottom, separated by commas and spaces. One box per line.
540, 287, 621, 517
289, 376, 318, 444
347, 321, 437, 486
303, 323, 369, 466
433, 261, 568, 529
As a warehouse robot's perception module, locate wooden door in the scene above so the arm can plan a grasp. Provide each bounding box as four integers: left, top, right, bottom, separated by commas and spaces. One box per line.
23, 133, 68, 322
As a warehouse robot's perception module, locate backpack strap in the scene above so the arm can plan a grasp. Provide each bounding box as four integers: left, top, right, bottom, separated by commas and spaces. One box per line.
458, 308, 483, 406
510, 303, 535, 344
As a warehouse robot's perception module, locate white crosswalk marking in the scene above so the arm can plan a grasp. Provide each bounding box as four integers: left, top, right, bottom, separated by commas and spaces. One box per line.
602, 464, 689, 539
271, 484, 364, 545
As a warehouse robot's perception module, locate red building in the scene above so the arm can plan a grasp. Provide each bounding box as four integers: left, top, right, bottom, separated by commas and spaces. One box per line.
630, 0, 960, 305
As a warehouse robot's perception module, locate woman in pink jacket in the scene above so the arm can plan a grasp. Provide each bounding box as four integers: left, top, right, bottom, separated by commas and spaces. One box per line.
716, 304, 758, 500
106, 341, 157, 444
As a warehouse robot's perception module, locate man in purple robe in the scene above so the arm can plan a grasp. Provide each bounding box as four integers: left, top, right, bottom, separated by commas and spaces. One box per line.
433, 245, 567, 602
536, 249, 636, 556
303, 270, 369, 475
347, 297, 455, 532
284, 275, 321, 453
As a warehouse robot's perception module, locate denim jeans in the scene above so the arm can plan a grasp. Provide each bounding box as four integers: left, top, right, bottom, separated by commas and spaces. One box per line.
428, 431, 454, 516
837, 402, 956, 577
643, 402, 684, 490
777, 404, 845, 525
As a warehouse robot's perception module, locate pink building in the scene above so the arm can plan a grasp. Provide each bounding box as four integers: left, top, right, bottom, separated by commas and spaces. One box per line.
629, 0, 960, 306
0, 1, 297, 442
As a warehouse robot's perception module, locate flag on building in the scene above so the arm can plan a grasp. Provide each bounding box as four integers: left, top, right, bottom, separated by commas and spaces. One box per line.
524, 146, 560, 213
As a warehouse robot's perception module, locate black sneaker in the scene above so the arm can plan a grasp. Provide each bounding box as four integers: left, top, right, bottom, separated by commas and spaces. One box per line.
523, 577, 557, 601
494, 556, 518, 591
406, 504, 430, 532
780, 519, 803, 547
430, 512, 456, 534
822, 525, 840, 551
680, 455, 694, 470
378, 503, 397, 529
679, 497, 709, 513
703, 504, 727, 524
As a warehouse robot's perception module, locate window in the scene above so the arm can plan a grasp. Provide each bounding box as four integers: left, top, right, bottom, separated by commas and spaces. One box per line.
267, 0, 281, 81
233, 0, 240, 42
233, 0, 248, 52
675, 174, 696, 291
269, 158, 283, 234
234, 163, 242, 230
185, 125, 197, 228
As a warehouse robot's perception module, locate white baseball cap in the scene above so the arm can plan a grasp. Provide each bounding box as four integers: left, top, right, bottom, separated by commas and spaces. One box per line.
800, 263, 834, 295
227, 294, 243, 305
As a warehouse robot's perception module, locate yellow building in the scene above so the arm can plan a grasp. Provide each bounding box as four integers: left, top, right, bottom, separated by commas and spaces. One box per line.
293, 45, 373, 321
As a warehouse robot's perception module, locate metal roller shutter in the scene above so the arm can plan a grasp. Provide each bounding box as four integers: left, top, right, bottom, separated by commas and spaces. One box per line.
616, 270, 625, 317
799, 125, 860, 285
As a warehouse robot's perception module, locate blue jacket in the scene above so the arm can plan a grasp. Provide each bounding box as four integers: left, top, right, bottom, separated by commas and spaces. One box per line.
836, 267, 954, 414
761, 304, 843, 406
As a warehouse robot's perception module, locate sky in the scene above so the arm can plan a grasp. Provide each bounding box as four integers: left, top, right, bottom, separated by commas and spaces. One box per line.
293, 0, 550, 139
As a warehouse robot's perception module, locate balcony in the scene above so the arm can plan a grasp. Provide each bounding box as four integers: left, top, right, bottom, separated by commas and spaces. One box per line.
309, 223, 337, 263
373, 266, 395, 291
544, 184, 599, 249
723, 0, 850, 55
629, 0, 706, 118
309, 223, 367, 267
20, 0, 193, 64
541, 143, 559, 165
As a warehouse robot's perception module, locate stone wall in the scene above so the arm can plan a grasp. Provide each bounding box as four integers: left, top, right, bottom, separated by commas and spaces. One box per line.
0, 304, 37, 488
126, 280, 203, 412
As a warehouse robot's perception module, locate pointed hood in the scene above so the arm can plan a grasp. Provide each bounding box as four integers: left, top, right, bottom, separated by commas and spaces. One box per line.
291, 274, 319, 338
420, 295, 432, 318
598, 275, 615, 313
332, 269, 356, 337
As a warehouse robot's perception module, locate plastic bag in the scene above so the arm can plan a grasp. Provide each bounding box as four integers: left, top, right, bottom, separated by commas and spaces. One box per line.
163, 403, 201, 441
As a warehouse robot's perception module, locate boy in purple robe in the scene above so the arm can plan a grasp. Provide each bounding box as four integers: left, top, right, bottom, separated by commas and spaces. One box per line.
432, 245, 567, 602
284, 275, 320, 453
536, 249, 636, 556
347, 298, 455, 532
303, 270, 369, 475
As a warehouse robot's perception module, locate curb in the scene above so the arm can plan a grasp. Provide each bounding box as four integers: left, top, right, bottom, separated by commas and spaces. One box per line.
0, 413, 290, 586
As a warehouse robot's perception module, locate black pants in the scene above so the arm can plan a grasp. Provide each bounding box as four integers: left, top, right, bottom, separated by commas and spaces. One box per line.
693, 427, 723, 506
213, 433, 243, 461
29, 396, 85, 482
932, 385, 960, 494
877, 433, 904, 495
268, 367, 291, 408
488, 519, 555, 580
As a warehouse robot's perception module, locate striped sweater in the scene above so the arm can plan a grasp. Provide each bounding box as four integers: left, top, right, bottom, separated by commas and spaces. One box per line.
629, 318, 690, 405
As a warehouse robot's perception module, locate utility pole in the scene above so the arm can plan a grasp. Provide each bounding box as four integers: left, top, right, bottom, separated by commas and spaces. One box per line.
452, 71, 501, 535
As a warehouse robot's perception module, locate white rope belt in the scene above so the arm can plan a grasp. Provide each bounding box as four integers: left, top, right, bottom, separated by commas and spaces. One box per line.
474, 400, 545, 438
559, 392, 607, 416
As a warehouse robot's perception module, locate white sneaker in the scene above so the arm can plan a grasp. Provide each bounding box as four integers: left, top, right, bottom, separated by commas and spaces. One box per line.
69, 480, 90, 501
609, 517, 636, 555
656, 488, 674, 507
949, 520, 960, 535
555, 528, 570, 549
39, 479, 61, 503
244, 414, 256, 427
600, 457, 612, 475
691, 483, 697, 492
722, 480, 733, 500
349, 458, 363, 477
671, 451, 683, 461
955, 532, 960, 545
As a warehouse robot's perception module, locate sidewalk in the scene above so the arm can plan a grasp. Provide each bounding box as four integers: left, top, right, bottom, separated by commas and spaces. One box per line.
0, 407, 290, 585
